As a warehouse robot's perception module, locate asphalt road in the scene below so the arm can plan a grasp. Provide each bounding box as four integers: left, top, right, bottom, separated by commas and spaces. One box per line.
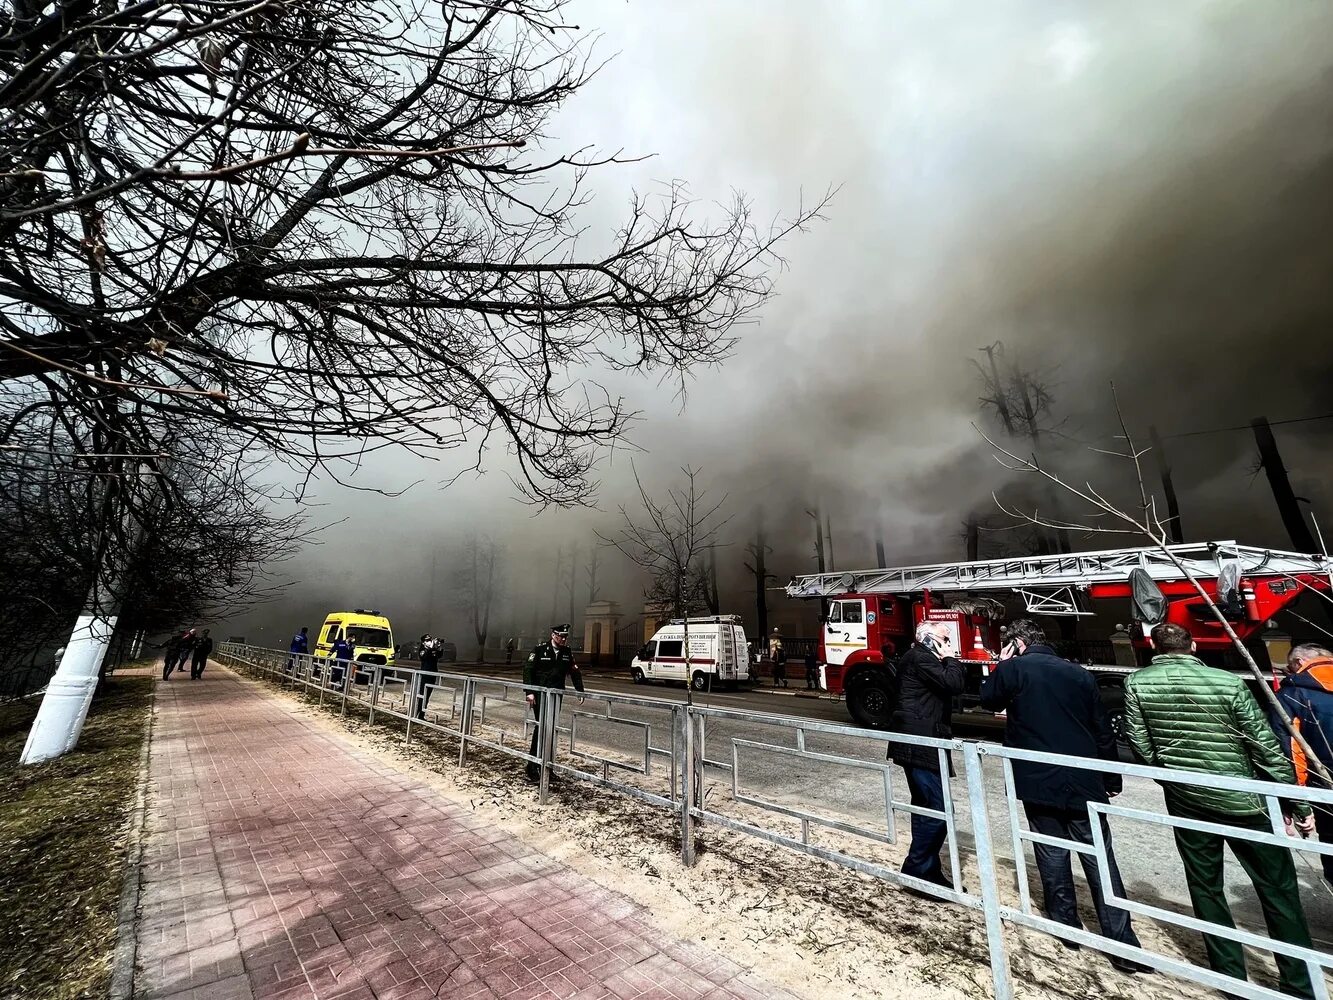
414, 663, 1333, 959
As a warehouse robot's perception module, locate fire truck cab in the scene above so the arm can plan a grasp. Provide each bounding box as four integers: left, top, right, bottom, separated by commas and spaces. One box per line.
787, 541, 1333, 732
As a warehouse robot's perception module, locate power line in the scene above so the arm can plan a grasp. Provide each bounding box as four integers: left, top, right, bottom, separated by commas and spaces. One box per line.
1163, 413, 1333, 440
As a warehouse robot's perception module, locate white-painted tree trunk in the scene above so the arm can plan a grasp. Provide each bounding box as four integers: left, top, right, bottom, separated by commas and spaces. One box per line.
21, 609, 117, 764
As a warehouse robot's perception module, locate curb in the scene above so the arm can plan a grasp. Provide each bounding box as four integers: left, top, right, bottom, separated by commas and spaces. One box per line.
109, 685, 156, 1000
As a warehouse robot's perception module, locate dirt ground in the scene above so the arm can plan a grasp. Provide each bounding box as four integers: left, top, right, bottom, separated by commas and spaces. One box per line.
232, 668, 1303, 1000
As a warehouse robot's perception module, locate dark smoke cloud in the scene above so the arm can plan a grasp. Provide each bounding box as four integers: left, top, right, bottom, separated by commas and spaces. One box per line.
224, 2, 1333, 643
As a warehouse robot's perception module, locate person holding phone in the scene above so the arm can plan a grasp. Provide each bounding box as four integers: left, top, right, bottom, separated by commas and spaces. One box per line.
980, 619, 1147, 974
888, 621, 966, 893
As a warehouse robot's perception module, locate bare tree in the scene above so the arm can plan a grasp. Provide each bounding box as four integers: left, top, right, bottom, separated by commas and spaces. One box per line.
975, 340, 1074, 556
598, 465, 728, 699
0, 411, 303, 679
742, 511, 776, 642
452, 533, 504, 662
1, 0, 827, 506
978, 386, 1332, 787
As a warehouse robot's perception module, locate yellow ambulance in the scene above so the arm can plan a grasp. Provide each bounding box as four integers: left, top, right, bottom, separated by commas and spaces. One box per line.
314, 609, 395, 683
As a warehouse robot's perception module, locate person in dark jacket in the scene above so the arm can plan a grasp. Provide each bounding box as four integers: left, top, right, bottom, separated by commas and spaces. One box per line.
804, 649, 820, 690
328, 635, 354, 690
160, 633, 185, 681
287, 626, 309, 673
1273, 643, 1333, 887
189, 629, 214, 679
979, 619, 1146, 972
415, 634, 443, 720
523, 624, 584, 783
889, 622, 966, 890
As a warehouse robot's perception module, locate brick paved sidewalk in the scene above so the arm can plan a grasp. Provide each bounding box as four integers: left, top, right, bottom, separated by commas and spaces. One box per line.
135, 664, 799, 1000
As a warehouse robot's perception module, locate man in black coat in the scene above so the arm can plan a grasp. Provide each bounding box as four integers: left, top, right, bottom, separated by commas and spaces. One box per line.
889, 622, 966, 890
189, 629, 214, 679
523, 624, 584, 783
979, 619, 1146, 973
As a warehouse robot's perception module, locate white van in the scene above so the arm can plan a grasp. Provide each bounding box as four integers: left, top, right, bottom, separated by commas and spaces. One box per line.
630, 616, 751, 691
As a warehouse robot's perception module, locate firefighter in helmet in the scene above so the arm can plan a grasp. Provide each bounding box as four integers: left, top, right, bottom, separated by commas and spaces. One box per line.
523, 624, 584, 783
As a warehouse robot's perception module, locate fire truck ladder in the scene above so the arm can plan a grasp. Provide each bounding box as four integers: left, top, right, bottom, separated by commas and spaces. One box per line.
785, 541, 1333, 615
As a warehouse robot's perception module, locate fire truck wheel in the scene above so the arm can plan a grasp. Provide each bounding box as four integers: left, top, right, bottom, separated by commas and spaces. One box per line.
631, 667, 646, 684
1098, 683, 1129, 757
845, 670, 894, 729
691, 671, 711, 692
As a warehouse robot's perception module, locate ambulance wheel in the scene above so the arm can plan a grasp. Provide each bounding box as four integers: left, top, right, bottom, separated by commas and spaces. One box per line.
631, 667, 646, 684
846, 670, 894, 729
691, 671, 711, 692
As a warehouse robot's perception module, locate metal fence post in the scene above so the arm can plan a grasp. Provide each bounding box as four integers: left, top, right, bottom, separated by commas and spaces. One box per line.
368, 666, 380, 725
681, 706, 696, 866
538, 689, 554, 805
963, 742, 1013, 1000
457, 678, 474, 768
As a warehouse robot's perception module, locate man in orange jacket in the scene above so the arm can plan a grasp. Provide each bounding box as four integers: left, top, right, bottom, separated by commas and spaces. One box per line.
1273, 643, 1333, 888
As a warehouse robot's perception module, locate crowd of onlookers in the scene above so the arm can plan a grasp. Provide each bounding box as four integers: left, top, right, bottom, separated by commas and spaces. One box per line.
158, 627, 214, 680
892, 617, 1332, 994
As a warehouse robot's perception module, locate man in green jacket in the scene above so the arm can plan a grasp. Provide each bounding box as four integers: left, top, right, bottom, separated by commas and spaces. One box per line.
1125, 622, 1316, 998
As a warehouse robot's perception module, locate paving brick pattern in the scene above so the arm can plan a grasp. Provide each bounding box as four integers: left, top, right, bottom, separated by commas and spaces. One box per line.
135, 666, 800, 1000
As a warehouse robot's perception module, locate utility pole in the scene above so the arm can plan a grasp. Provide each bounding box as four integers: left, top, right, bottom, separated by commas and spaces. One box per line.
875, 521, 887, 569
1252, 417, 1318, 553
964, 516, 980, 561
1148, 425, 1185, 544
823, 511, 835, 573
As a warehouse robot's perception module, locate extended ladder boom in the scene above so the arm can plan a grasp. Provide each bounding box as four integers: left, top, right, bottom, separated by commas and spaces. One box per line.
785, 541, 1332, 599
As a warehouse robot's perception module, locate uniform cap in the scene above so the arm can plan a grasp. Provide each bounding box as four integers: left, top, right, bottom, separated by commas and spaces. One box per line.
550, 623, 571, 637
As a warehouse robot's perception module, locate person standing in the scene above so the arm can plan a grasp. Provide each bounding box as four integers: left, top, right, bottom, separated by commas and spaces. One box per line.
416, 634, 443, 720
523, 624, 584, 783
328, 634, 354, 690
979, 619, 1146, 973
771, 632, 788, 688
505, 637, 517, 665
189, 629, 214, 679
804, 649, 820, 690
889, 622, 966, 891
1272, 643, 1333, 889
288, 626, 309, 674
1125, 623, 1316, 999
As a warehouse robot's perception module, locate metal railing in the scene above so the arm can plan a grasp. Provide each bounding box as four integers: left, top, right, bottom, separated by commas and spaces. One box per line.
216, 642, 1333, 1000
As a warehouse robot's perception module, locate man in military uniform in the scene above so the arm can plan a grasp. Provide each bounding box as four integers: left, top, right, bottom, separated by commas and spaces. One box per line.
523, 624, 584, 783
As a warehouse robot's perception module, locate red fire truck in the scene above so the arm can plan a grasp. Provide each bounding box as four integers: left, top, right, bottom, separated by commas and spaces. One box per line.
785, 541, 1333, 735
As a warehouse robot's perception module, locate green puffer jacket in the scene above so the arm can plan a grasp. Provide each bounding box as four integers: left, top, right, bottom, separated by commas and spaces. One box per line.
1125, 653, 1308, 819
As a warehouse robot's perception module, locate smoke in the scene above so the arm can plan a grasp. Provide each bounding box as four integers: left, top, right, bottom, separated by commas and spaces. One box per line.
224, 2, 1333, 642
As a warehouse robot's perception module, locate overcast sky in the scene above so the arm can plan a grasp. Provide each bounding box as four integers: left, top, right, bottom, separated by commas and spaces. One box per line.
224, 1, 1333, 646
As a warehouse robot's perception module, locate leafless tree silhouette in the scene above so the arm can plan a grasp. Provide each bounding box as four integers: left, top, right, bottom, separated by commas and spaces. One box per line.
1, 0, 827, 505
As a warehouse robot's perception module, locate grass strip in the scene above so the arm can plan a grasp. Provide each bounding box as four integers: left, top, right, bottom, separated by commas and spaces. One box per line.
0, 678, 153, 1000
